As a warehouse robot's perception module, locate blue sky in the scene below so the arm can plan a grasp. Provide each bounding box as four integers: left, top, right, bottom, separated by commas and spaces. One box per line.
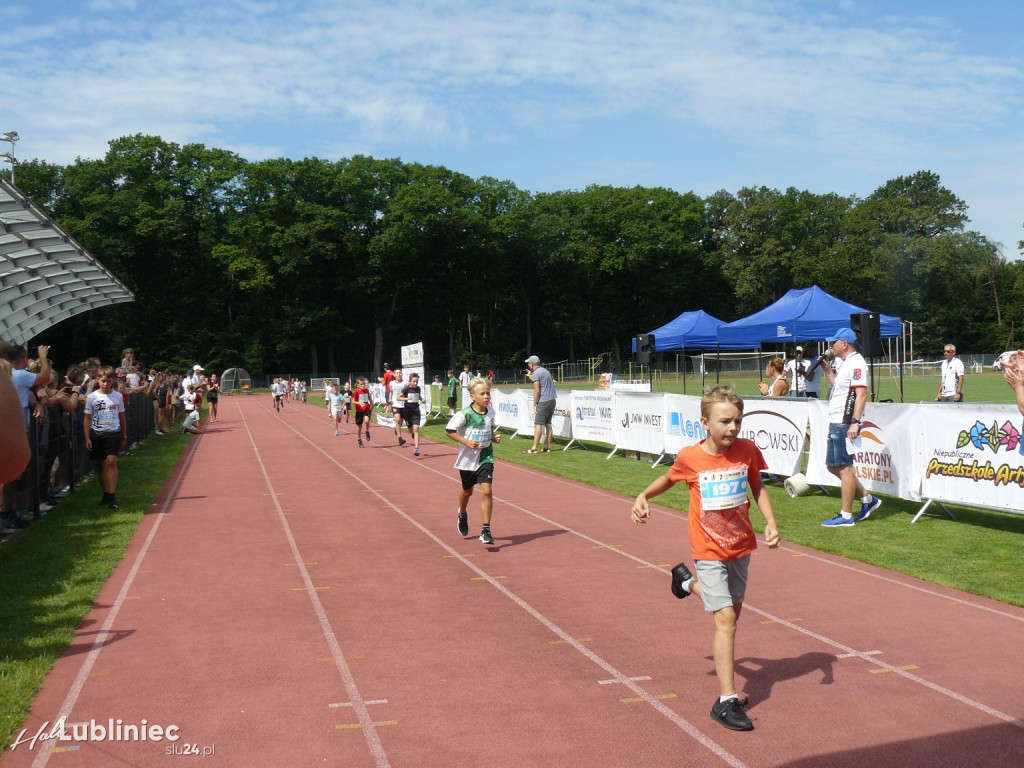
3, 0, 1022, 256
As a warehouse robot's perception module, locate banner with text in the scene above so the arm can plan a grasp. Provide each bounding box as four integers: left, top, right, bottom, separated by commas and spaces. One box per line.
569, 390, 616, 445
612, 390, 667, 455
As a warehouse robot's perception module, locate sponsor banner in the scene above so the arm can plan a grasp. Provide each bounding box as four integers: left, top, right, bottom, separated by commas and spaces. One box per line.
401, 342, 424, 367
918, 403, 1024, 513
570, 390, 616, 445
806, 401, 920, 501
662, 393, 706, 455
612, 391, 667, 455
491, 388, 520, 431
740, 399, 809, 477
552, 391, 573, 439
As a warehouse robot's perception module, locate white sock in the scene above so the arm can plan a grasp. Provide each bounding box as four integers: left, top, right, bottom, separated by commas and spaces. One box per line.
861, 494, 872, 504
719, 694, 738, 703
682, 578, 694, 594
840, 511, 853, 520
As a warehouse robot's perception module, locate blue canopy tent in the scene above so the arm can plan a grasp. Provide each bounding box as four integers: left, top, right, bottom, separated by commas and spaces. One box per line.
632, 309, 727, 352
716, 286, 901, 348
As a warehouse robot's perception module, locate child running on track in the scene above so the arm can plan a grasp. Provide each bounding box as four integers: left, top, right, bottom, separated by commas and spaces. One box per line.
328, 383, 345, 436
389, 369, 406, 445
341, 381, 353, 423
630, 385, 780, 733
398, 372, 424, 456
353, 377, 372, 447
446, 376, 501, 544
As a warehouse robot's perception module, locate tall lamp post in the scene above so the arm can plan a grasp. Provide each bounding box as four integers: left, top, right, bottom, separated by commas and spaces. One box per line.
1, 130, 20, 184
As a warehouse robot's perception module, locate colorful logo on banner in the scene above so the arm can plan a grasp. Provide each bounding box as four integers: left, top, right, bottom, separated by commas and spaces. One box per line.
666, 412, 706, 440
850, 419, 894, 485
955, 419, 1022, 453
576, 403, 613, 421
926, 418, 1024, 488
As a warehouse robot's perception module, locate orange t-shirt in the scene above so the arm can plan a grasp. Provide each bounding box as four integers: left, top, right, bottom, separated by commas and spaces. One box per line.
666, 438, 766, 562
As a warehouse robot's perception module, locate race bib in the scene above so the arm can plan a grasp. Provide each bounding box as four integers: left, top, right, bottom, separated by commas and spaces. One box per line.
358, 394, 369, 403
698, 467, 748, 511
469, 427, 492, 449
407, 392, 420, 403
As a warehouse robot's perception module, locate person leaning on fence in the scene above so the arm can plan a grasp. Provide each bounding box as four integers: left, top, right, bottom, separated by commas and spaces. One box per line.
819, 328, 882, 527
936, 344, 964, 402
524, 355, 556, 454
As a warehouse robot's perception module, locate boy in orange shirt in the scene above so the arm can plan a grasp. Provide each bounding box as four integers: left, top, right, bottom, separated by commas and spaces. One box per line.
631, 386, 780, 732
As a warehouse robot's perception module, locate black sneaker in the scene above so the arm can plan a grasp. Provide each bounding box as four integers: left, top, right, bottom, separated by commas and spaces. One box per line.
107, 496, 119, 510
479, 529, 494, 545
1, 516, 29, 530
710, 697, 753, 731
99, 492, 111, 506
365, 431, 371, 441
398, 437, 407, 446
671, 562, 693, 599
358, 438, 364, 447
457, 511, 469, 537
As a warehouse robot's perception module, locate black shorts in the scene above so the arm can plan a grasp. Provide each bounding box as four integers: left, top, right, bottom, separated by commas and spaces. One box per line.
355, 410, 371, 425
459, 463, 494, 490
447, 395, 458, 408
90, 430, 121, 461
403, 406, 421, 425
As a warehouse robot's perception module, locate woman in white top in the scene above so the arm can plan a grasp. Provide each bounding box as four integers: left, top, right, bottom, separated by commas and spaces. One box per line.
757, 357, 790, 398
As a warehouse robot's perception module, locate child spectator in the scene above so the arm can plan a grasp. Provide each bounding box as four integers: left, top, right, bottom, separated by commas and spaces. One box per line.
630, 385, 780, 732
446, 376, 502, 545
181, 407, 202, 434
83, 366, 127, 509
446, 369, 459, 417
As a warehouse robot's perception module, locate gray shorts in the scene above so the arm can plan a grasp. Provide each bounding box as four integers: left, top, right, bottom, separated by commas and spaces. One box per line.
695, 556, 750, 612
534, 399, 556, 426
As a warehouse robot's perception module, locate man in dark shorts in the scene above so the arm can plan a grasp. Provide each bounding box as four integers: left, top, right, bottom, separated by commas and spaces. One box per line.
524, 355, 556, 454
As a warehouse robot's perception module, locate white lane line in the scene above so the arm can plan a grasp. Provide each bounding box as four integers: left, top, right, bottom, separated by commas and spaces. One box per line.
238, 405, 393, 768
30, 414, 206, 768
283, 404, 1024, 732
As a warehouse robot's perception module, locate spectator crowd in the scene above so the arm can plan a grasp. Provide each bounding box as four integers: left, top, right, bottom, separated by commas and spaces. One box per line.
1, 343, 213, 534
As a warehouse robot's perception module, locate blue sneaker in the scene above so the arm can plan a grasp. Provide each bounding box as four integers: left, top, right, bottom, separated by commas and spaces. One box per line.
857, 495, 881, 522
821, 514, 855, 527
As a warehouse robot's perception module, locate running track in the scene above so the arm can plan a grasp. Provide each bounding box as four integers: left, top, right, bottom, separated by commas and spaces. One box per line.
5, 394, 1024, 767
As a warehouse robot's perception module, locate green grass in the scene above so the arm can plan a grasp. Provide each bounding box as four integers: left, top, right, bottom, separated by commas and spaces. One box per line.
0, 428, 193, 749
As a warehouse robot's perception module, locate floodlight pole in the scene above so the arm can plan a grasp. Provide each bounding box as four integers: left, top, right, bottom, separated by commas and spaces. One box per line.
1, 131, 20, 184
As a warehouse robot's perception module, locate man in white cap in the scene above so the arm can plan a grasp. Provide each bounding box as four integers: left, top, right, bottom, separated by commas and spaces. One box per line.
820, 328, 881, 527
187, 364, 203, 392
524, 355, 556, 454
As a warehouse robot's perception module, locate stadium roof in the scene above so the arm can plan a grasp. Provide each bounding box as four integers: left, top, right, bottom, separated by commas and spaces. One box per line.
1, 175, 133, 346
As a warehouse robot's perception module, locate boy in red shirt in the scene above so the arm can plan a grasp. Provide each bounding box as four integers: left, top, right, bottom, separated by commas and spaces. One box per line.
352, 377, 373, 447
631, 386, 780, 732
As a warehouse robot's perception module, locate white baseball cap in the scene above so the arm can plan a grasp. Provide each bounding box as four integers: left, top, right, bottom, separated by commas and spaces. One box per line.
193, 364, 203, 371
525, 355, 540, 365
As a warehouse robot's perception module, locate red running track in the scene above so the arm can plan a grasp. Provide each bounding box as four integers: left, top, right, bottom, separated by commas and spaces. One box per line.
4, 394, 1024, 768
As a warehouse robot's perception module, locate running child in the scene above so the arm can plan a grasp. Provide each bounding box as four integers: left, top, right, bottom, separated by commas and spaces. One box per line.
341, 381, 353, 423
271, 378, 284, 412
389, 369, 406, 445
630, 385, 780, 732
352, 376, 372, 446
328, 383, 345, 436
82, 366, 127, 509
446, 376, 501, 544
398, 372, 424, 456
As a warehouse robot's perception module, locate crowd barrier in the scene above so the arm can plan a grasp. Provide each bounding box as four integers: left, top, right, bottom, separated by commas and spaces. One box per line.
2, 392, 157, 522
488, 388, 1024, 521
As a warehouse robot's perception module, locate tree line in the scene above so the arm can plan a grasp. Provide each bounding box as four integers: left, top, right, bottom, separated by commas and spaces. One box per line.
9, 134, 1023, 377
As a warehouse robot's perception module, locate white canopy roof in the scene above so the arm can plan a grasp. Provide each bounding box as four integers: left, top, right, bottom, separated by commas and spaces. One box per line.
0, 176, 133, 345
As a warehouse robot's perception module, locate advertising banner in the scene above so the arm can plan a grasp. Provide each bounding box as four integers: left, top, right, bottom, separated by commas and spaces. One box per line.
570, 390, 616, 446
662, 393, 706, 455
805, 400, 921, 501
612, 391, 667, 456
740, 399, 809, 477
917, 403, 1024, 513
551, 391, 574, 439
491, 388, 521, 432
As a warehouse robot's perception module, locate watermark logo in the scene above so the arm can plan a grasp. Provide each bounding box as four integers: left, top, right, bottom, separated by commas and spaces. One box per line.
10, 717, 183, 751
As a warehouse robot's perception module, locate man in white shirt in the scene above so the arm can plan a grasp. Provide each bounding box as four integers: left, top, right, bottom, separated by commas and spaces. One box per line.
819, 328, 881, 528
936, 344, 964, 402
784, 347, 808, 397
